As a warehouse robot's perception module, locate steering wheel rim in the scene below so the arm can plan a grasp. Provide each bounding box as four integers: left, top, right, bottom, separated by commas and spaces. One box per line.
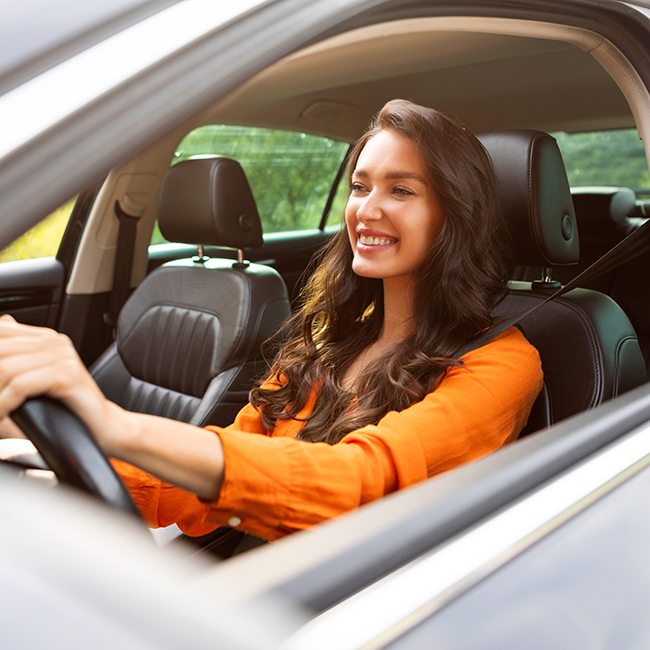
11, 396, 143, 521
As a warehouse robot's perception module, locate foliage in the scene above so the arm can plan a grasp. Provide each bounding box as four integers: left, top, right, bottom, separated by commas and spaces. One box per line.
0, 199, 75, 263
3, 129, 648, 260
170, 125, 349, 236
554, 129, 650, 191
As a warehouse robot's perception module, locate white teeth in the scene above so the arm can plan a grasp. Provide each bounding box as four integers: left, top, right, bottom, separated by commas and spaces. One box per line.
360, 235, 393, 246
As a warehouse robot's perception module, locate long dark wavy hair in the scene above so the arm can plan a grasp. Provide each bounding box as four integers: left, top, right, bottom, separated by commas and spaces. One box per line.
250, 99, 509, 444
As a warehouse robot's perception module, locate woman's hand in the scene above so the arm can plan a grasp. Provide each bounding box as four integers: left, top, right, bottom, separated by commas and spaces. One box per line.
0, 315, 225, 500
0, 315, 115, 437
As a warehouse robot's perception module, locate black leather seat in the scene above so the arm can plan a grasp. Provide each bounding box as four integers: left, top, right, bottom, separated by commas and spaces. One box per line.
479, 131, 647, 436
513, 186, 637, 291
90, 157, 291, 428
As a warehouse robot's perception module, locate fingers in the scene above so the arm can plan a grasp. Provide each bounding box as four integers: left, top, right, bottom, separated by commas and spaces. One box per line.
0, 318, 119, 451
0, 362, 74, 415
0, 320, 87, 415
0, 314, 52, 335
0, 416, 26, 439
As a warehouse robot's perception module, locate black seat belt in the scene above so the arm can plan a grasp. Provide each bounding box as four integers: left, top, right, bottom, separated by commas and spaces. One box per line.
457, 217, 650, 358
103, 200, 141, 333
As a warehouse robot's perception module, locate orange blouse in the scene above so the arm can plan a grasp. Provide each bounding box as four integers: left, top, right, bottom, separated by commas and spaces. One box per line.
114, 327, 542, 541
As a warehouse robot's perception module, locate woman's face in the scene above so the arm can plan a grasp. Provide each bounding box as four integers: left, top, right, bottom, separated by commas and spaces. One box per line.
345, 129, 445, 287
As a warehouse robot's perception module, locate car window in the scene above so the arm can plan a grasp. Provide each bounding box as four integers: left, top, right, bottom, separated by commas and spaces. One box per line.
327, 160, 352, 227
0, 198, 75, 263
150, 125, 349, 245
553, 128, 650, 195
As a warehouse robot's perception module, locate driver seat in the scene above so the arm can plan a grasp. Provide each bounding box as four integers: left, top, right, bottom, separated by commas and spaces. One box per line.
90, 157, 290, 427
479, 131, 647, 436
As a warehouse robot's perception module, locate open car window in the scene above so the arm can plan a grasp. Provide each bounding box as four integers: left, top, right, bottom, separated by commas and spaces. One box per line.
0, 198, 75, 263
553, 128, 650, 196
150, 125, 349, 246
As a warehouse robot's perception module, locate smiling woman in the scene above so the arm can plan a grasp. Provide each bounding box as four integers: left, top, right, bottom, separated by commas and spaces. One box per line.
0, 99, 542, 543
250, 99, 530, 452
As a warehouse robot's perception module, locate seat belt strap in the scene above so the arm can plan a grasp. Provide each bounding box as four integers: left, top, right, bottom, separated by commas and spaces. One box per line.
456, 217, 650, 358
103, 200, 140, 332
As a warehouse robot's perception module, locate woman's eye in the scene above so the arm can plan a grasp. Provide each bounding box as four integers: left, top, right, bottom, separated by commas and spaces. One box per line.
394, 186, 414, 196
350, 183, 366, 193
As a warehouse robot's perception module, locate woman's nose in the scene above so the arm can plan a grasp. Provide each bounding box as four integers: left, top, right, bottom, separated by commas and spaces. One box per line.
356, 190, 383, 222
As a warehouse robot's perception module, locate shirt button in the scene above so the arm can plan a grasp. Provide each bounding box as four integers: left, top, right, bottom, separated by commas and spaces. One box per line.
228, 516, 241, 527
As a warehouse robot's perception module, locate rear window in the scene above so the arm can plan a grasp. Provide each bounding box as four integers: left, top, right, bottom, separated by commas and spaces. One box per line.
151, 125, 349, 245
553, 128, 650, 195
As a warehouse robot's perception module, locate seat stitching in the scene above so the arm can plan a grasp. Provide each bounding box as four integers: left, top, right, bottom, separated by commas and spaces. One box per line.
166, 307, 190, 393
153, 308, 174, 388
179, 309, 203, 396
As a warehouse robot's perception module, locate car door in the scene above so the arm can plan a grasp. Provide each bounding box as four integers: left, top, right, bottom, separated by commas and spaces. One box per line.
0, 190, 86, 328
0, 185, 114, 365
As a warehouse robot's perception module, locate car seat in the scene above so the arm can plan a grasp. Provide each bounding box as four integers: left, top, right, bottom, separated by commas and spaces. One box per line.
90, 157, 291, 428
479, 131, 647, 436
512, 186, 637, 292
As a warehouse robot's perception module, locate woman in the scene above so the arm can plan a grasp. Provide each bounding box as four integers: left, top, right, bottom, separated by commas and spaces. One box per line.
0, 100, 542, 541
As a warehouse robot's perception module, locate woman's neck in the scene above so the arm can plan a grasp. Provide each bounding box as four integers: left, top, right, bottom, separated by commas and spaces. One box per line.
341, 277, 416, 392
379, 276, 416, 345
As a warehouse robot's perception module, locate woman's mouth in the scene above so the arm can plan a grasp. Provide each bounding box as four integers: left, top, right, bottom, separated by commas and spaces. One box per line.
358, 235, 397, 246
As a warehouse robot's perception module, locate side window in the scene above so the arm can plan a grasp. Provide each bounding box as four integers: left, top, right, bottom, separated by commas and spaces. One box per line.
0, 198, 76, 263
151, 125, 349, 245
553, 128, 650, 192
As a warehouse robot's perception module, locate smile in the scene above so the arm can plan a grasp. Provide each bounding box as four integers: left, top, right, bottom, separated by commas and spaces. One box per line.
359, 235, 396, 246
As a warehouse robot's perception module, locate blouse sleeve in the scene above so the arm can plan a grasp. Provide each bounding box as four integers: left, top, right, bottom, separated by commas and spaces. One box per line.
111, 386, 272, 535
116, 327, 542, 541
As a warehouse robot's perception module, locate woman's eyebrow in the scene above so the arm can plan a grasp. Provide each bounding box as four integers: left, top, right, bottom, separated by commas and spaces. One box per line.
386, 170, 428, 184
352, 169, 428, 184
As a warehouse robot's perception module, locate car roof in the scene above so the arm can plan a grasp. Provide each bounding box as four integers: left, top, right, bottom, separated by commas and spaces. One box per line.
210, 18, 633, 140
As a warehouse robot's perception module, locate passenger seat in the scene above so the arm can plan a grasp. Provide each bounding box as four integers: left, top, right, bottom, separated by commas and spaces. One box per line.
91, 157, 291, 428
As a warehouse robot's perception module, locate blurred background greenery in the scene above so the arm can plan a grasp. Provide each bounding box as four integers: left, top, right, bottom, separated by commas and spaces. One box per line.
1, 126, 649, 265
0, 199, 75, 263
554, 129, 650, 190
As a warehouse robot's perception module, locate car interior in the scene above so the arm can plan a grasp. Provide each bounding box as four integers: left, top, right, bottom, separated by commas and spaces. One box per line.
1, 13, 650, 556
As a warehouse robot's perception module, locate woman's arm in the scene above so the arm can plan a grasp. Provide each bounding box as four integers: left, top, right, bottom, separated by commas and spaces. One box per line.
0, 315, 225, 500
0, 315, 542, 541
105, 407, 225, 500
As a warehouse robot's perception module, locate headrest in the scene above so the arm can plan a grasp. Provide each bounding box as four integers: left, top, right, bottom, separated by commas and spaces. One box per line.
478, 130, 579, 267
158, 157, 263, 249
571, 187, 636, 227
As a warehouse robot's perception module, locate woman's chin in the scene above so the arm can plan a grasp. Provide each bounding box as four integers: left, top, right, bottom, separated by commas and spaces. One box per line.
351, 261, 384, 279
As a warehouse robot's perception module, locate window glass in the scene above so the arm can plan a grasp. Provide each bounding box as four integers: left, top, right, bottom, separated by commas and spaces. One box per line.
553, 128, 650, 194
153, 125, 348, 243
328, 162, 351, 225
0, 198, 75, 263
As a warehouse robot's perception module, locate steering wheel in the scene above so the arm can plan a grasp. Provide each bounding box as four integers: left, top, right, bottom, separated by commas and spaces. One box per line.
10, 397, 143, 521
